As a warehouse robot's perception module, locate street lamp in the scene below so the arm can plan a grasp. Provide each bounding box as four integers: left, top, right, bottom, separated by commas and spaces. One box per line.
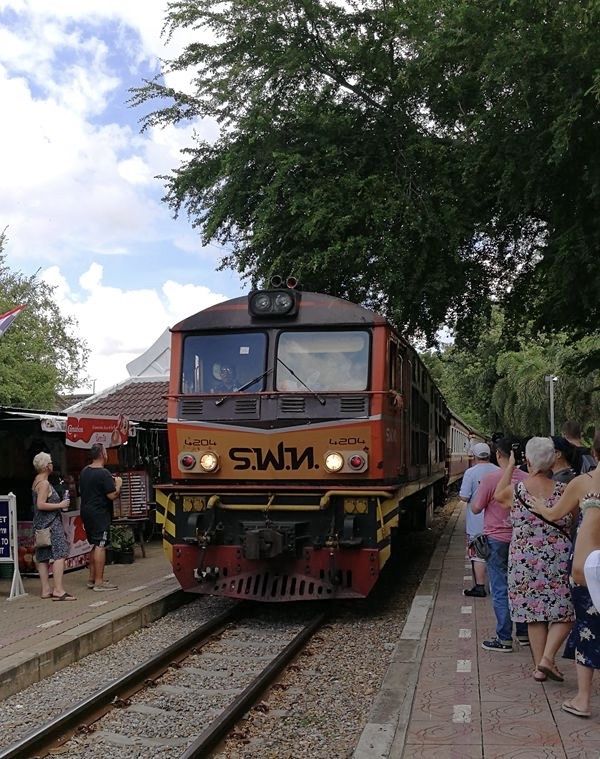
545, 375, 558, 435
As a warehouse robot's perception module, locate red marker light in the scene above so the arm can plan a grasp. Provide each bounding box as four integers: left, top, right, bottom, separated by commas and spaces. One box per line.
180, 454, 196, 469
349, 455, 365, 469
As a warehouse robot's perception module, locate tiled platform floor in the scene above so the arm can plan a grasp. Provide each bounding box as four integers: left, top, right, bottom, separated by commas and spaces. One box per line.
0, 540, 183, 697
400, 509, 600, 759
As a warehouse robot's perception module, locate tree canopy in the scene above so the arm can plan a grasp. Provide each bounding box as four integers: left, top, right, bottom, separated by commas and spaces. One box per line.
0, 232, 89, 408
132, 0, 600, 344
422, 312, 600, 438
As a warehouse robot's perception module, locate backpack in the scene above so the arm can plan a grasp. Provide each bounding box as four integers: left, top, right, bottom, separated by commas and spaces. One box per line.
581, 454, 596, 473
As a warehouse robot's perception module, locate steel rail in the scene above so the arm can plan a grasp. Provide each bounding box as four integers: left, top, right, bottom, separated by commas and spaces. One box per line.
180, 611, 328, 758
0, 604, 243, 759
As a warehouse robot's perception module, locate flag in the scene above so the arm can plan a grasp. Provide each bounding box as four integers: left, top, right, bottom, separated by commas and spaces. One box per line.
0, 305, 25, 337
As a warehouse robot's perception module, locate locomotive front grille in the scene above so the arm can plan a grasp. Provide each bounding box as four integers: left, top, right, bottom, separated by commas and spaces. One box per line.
235, 398, 259, 416
278, 396, 306, 414
179, 398, 205, 419
339, 396, 368, 416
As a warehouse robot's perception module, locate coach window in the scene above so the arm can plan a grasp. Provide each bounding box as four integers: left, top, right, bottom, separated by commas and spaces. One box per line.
276, 331, 370, 392
181, 332, 267, 393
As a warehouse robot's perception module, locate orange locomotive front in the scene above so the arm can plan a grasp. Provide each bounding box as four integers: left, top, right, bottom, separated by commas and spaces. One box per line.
155, 286, 449, 601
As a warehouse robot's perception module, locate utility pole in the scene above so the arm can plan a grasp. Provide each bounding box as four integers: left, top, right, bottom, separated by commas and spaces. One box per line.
545, 375, 558, 434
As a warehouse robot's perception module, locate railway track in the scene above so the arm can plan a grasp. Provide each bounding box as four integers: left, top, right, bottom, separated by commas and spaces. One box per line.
0, 604, 327, 759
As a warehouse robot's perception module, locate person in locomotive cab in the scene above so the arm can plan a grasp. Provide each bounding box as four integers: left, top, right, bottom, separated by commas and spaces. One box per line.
211, 364, 237, 393
459, 442, 499, 597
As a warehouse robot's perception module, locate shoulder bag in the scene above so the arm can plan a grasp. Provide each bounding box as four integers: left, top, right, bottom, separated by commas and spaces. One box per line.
514, 485, 572, 541
35, 526, 52, 548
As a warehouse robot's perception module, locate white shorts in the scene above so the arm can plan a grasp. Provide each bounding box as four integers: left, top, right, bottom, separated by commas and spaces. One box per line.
584, 550, 600, 612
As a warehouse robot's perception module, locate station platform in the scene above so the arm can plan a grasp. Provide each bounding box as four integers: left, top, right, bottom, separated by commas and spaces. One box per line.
0, 541, 186, 699
355, 505, 600, 759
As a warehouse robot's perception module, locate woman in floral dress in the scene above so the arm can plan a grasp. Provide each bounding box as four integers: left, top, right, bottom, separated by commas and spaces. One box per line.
495, 437, 574, 682
533, 440, 600, 717
32, 451, 76, 600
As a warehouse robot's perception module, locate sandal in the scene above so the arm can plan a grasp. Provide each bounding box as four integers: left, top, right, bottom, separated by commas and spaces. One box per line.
52, 592, 77, 601
562, 700, 591, 718
533, 668, 547, 682
41, 593, 53, 599
537, 664, 564, 682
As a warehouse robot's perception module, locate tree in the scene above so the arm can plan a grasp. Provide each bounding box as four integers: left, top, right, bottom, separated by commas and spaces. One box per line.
423, 317, 600, 438
131, 0, 494, 341
132, 0, 600, 342
0, 232, 89, 408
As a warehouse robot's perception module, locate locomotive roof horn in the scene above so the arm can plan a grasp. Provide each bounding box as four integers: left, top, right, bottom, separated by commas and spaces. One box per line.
269, 274, 300, 290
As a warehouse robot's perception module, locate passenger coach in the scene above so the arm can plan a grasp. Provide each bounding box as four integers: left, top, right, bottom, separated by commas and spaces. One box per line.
156, 283, 483, 601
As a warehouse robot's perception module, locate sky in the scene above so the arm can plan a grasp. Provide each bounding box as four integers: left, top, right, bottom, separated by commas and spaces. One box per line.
0, 0, 243, 393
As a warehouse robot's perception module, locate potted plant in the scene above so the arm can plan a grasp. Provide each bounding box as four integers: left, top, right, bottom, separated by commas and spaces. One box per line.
110, 524, 135, 564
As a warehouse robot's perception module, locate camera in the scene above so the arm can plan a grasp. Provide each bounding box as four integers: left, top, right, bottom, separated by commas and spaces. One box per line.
511, 442, 525, 466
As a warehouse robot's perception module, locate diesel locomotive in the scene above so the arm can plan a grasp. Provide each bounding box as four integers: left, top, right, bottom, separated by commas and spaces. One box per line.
155, 283, 484, 601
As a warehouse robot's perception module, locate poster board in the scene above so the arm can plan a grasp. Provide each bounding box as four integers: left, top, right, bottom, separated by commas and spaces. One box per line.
66, 414, 129, 448
0, 493, 27, 599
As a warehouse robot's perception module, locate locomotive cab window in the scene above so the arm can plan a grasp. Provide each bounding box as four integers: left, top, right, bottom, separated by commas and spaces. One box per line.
276, 331, 370, 392
181, 332, 267, 393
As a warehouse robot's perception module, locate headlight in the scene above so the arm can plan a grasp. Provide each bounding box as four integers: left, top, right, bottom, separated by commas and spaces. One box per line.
199, 452, 219, 472
273, 292, 294, 313
250, 292, 272, 313
324, 451, 344, 472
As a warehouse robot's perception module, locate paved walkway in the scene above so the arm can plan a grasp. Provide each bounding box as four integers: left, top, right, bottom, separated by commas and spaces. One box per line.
356, 505, 600, 759
0, 541, 185, 698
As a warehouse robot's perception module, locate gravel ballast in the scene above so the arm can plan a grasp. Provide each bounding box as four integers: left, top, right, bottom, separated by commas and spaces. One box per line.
0, 501, 455, 758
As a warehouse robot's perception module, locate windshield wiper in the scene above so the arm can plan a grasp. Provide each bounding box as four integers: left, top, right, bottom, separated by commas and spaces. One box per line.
214, 367, 273, 406
277, 358, 326, 406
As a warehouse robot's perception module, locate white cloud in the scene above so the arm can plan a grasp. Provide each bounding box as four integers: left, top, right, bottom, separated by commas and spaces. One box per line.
41, 263, 227, 392
0, 2, 235, 389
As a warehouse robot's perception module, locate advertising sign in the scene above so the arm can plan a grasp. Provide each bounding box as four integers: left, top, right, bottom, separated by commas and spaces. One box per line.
0, 497, 10, 561
66, 414, 129, 449
18, 511, 91, 575
0, 493, 27, 599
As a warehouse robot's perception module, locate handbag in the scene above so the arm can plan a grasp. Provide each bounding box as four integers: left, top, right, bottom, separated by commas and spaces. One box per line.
35, 527, 52, 548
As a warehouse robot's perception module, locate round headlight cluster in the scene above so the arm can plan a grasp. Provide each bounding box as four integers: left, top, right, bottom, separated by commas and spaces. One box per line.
324, 452, 345, 472
199, 452, 219, 472
179, 451, 220, 473
324, 451, 368, 473
249, 289, 297, 317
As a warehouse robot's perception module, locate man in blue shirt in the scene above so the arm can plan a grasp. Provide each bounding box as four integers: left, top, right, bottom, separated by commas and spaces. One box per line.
459, 442, 499, 597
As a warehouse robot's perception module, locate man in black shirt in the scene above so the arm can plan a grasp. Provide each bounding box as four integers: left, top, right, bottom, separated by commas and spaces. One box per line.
562, 420, 597, 474
80, 443, 122, 591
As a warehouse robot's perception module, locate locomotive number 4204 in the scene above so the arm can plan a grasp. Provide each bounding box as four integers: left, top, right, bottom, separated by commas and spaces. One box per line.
328, 437, 366, 445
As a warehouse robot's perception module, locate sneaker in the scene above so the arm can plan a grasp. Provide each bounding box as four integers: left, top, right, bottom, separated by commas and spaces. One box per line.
516, 635, 530, 647
88, 579, 114, 589
482, 638, 513, 652
92, 581, 118, 592
463, 586, 487, 597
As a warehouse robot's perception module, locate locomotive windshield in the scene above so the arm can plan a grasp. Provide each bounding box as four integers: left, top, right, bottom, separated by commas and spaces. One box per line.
276, 331, 370, 391
181, 332, 267, 393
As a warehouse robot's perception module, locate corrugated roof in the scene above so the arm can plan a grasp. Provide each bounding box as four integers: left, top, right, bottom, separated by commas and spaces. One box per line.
65, 377, 169, 422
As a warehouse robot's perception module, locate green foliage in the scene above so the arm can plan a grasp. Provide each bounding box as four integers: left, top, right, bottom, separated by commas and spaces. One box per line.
110, 524, 135, 550
132, 0, 600, 342
423, 318, 600, 438
0, 232, 89, 408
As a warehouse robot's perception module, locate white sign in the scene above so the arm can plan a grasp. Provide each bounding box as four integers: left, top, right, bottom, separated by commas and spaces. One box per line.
0, 493, 27, 600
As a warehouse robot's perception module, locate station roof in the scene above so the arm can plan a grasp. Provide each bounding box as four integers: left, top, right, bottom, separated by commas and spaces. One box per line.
65, 376, 169, 423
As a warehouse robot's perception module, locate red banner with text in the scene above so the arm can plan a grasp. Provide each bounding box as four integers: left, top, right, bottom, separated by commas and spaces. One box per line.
66, 414, 129, 448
